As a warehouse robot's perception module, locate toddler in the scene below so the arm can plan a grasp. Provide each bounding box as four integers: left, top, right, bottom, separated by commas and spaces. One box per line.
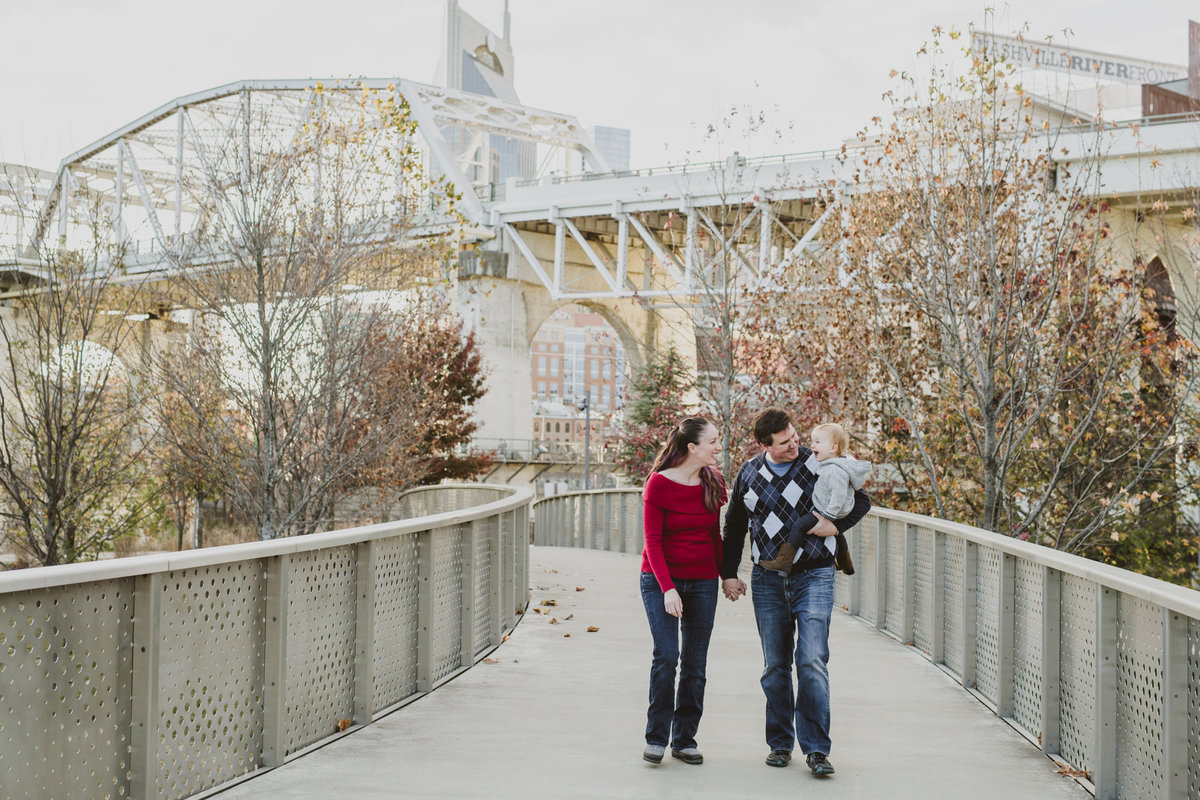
760, 422, 870, 574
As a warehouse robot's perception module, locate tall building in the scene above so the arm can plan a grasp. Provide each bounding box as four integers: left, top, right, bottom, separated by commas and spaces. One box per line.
433, 0, 535, 184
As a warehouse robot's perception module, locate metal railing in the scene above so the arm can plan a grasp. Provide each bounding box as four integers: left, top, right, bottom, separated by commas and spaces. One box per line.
531, 490, 1200, 800
0, 483, 532, 800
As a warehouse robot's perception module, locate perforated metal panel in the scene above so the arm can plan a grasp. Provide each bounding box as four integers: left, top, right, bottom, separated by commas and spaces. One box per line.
1116, 595, 1164, 798
1059, 574, 1097, 776
474, 520, 495, 656
432, 526, 465, 683
943, 537, 965, 677
1188, 618, 1200, 800
0, 580, 134, 800
372, 533, 421, 710
913, 527, 934, 654
155, 564, 266, 798
885, 524, 905, 638
974, 547, 1002, 703
1011, 559, 1043, 737
859, 516, 878, 624
284, 546, 357, 755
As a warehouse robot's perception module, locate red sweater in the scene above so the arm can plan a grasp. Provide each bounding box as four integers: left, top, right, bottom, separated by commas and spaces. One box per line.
640, 472, 725, 592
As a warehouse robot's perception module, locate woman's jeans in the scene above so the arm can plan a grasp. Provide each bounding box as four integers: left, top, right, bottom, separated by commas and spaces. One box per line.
750, 563, 835, 755
640, 572, 718, 749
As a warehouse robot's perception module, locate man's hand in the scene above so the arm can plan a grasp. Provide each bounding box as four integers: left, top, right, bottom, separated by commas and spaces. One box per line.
811, 514, 837, 537
722, 578, 747, 601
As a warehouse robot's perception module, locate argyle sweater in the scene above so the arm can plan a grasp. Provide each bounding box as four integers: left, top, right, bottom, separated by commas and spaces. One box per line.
720, 448, 871, 578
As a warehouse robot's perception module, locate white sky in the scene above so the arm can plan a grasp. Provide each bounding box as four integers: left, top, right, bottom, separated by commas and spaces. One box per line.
2, 0, 1195, 173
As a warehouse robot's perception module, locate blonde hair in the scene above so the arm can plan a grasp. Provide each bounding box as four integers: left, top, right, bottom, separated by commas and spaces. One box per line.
812, 423, 850, 456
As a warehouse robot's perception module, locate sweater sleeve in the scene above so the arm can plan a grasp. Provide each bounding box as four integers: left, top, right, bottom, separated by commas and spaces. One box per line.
720, 469, 748, 579
834, 487, 872, 533
642, 486, 675, 592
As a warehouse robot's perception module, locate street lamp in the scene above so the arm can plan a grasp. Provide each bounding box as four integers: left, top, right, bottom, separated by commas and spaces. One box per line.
577, 394, 590, 490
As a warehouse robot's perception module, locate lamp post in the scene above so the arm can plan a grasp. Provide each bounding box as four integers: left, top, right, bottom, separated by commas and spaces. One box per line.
578, 394, 590, 490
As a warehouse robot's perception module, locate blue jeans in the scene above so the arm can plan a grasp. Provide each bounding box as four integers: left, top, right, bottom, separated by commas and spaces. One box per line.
751, 563, 835, 755
640, 572, 718, 749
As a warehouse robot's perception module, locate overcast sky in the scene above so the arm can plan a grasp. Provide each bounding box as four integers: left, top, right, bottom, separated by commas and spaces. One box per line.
3, 0, 1195, 173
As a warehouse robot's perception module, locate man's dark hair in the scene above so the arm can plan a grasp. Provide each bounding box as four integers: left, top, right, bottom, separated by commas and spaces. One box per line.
753, 408, 792, 446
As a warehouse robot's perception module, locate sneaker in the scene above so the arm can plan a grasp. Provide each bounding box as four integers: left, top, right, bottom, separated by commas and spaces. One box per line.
807, 752, 835, 776
671, 746, 704, 765
643, 744, 665, 764
765, 749, 792, 767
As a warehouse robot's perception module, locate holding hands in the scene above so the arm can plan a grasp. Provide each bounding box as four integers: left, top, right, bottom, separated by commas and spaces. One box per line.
722, 578, 747, 602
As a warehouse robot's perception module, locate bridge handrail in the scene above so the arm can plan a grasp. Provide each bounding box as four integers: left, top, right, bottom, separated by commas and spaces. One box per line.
0, 483, 532, 800
532, 490, 1200, 799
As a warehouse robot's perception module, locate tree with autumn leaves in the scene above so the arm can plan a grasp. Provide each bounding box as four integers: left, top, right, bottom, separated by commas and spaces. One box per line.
809, 22, 1200, 581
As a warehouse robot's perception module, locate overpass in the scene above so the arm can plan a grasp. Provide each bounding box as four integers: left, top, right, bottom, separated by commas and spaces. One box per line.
1, 485, 1196, 799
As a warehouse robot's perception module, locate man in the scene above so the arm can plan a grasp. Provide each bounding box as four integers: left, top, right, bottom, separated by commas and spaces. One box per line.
720, 408, 871, 777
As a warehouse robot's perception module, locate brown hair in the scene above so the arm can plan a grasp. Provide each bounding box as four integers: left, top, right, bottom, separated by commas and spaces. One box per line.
752, 408, 792, 446
812, 422, 850, 456
649, 417, 726, 512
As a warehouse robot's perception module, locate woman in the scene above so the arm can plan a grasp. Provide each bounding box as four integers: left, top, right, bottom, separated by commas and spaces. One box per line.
639, 417, 726, 766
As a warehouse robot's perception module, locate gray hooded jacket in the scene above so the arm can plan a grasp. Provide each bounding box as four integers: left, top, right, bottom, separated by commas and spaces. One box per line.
804, 453, 872, 520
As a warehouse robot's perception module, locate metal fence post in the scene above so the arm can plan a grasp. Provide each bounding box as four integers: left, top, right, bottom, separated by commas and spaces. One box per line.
263, 554, 291, 767
130, 573, 164, 798
961, 542, 978, 688
875, 517, 888, 632
490, 516, 503, 646
1093, 585, 1118, 800
416, 530, 434, 693
931, 530, 945, 664
460, 523, 477, 666
902, 522, 916, 645
1040, 566, 1061, 756
1162, 608, 1188, 799
998, 552, 1016, 717
354, 541, 377, 723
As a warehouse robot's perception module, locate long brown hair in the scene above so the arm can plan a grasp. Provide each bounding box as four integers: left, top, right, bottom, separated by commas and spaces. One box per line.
649, 417, 726, 512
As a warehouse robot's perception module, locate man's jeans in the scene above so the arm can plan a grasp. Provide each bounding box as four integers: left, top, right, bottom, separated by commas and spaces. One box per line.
751, 563, 835, 755
640, 572, 718, 749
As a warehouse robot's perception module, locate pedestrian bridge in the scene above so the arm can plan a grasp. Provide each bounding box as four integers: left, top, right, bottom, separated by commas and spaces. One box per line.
1, 486, 1196, 799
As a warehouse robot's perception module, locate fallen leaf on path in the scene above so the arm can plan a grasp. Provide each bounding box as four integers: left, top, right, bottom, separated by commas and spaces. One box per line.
549, 618, 560, 624
565, 614, 574, 620
1054, 762, 1088, 778
587, 626, 600, 632
532, 608, 544, 615
576, 586, 586, 592
544, 569, 558, 573
483, 657, 500, 664
541, 599, 558, 607
563, 633, 571, 637
501, 634, 509, 642
337, 719, 352, 732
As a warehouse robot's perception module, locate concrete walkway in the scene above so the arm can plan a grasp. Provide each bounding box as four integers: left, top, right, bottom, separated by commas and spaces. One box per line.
217, 546, 1091, 799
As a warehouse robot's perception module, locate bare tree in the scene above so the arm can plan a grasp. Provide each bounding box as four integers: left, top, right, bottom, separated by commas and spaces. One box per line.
0, 185, 152, 564
154, 84, 464, 539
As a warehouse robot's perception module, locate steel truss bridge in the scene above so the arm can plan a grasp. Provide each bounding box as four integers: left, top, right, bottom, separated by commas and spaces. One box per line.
3, 80, 1198, 305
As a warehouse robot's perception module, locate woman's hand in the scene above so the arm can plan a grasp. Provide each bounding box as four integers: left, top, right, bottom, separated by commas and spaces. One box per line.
663, 588, 683, 617
722, 578, 747, 601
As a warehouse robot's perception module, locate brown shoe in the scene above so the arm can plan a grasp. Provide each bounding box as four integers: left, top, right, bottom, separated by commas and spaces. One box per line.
759, 542, 796, 572
834, 533, 855, 575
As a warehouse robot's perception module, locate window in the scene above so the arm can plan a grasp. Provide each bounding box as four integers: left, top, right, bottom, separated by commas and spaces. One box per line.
602, 362, 611, 380
537, 356, 547, 376
602, 386, 611, 406
534, 420, 541, 433
590, 361, 599, 378
555, 422, 561, 433
550, 358, 559, 377
537, 381, 546, 399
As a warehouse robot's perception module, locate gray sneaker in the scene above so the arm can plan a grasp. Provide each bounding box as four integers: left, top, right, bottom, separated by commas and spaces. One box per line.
643, 744, 665, 764
671, 746, 704, 765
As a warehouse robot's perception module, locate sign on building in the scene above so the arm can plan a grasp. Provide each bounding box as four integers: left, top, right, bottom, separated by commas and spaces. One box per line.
971, 32, 1187, 85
